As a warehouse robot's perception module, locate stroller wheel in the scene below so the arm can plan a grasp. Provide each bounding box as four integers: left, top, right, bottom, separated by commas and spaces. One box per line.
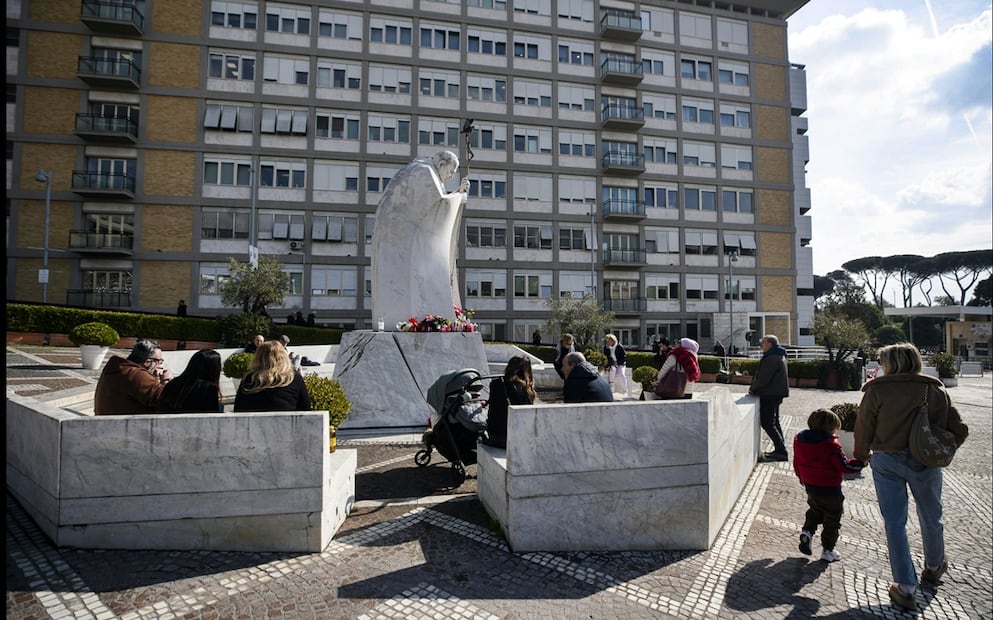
414, 449, 432, 467
452, 462, 467, 486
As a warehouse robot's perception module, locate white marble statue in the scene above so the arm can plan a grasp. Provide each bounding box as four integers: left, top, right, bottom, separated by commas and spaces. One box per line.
371, 150, 469, 330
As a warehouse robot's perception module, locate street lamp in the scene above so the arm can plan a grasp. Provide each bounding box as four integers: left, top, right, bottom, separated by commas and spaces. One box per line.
35, 169, 52, 304
727, 250, 739, 369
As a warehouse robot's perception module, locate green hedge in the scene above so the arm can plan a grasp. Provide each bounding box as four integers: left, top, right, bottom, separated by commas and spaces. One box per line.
788, 360, 821, 380
7, 303, 221, 342
697, 355, 722, 374
277, 324, 345, 345
728, 358, 761, 376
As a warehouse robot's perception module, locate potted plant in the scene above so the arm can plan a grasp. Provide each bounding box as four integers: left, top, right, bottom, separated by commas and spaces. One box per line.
302, 374, 352, 451
932, 351, 958, 388
632, 366, 658, 400
697, 355, 721, 382
222, 352, 254, 390
68, 322, 120, 370
830, 402, 859, 467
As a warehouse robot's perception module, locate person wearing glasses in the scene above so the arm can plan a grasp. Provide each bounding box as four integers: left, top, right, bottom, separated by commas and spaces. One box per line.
94, 340, 174, 415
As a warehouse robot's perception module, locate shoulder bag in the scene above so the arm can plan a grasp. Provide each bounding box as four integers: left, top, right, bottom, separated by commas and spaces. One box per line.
655, 366, 687, 400
909, 386, 958, 467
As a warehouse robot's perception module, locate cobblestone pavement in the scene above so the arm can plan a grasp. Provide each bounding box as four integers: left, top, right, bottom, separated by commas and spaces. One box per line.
6, 345, 993, 619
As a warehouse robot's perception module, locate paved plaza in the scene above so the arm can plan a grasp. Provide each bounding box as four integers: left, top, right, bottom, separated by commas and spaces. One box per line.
6, 345, 993, 619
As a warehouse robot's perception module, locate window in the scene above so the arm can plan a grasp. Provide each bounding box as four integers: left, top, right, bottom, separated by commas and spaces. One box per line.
257, 211, 305, 240
260, 107, 307, 135
557, 0, 592, 21
641, 51, 672, 76
468, 0, 507, 9
419, 69, 460, 98
680, 56, 712, 81
679, 12, 711, 47
315, 111, 360, 139
263, 55, 309, 85
606, 281, 638, 302
313, 162, 359, 191
685, 276, 719, 300
514, 272, 552, 298
469, 123, 508, 151
265, 3, 310, 34
83, 270, 132, 294
311, 267, 357, 296
199, 264, 230, 294
201, 208, 249, 239
468, 173, 506, 199
558, 176, 596, 205
466, 270, 507, 298
559, 272, 592, 297
418, 118, 460, 146
558, 83, 595, 111
318, 10, 361, 39
643, 94, 676, 120
558, 40, 594, 66
513, 0, 551, 16
559, 227, 588, 250
513, 175, 552, 202
512, 79, 551, 107
683, 141, 716, 167
718, 60, 750, 86
682, 97, 714, 124
726, 277, 756, 301
203, 157, 252, 186
603, 185, 639, 210
6, 84, 15, 104
369, 17, 412, 45
466, 222, 507, 247
514, 224, 553, 249
316, 60, 361, 89
259, 161, 306, 188
467, 28, 507, 56
722, 189, 754, 214
719, 103, 751, 128
466, 75, 507, 102
643, 184, 677, 209
646, 229, 680, 254
644, 138, 677, 164
367, 114, 410, 143
420, 24, 460, 50
684, 186, 717, 211
368, 65, 411, 93
646, 275, 680, 300
208, 51, 255, 80
723, 232, 757, 257
685, 230, 718, 255
204, 103, 254, 131
721, 145, 753, 170
716, 18, 749, 52
365, 165, 399, 193
558, 130, 595, 157
211, 2, 259, 29
312, 215, 359, 242
513, 126, 552, 153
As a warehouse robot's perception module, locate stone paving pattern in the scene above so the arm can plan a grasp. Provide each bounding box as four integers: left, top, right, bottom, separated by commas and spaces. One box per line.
6, 345, 993, 619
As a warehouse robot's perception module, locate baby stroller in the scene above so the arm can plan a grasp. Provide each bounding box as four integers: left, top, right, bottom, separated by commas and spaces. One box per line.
414, 368, 499, 486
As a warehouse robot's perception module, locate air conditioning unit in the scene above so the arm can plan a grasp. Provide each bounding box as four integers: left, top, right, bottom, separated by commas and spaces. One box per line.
289, 240, 304, 250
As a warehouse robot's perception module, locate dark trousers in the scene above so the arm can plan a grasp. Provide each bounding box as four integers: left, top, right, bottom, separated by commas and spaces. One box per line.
803, 493, 845, 551
759, 396, 787, 454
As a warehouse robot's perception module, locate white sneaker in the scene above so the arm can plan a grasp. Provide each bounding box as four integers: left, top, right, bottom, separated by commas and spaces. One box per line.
821, 549, 841, 563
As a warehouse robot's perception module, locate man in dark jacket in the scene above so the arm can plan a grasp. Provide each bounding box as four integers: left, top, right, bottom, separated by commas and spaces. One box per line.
562, 352, 614, 403
94, 340, 173, 415
749, 334, 790, 461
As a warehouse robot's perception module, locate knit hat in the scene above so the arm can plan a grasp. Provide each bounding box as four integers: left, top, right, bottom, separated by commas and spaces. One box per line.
680, 338, 699, 354
280, 335, 291, 345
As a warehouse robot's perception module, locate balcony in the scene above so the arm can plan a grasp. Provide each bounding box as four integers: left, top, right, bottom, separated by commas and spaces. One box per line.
66, 289, 132, 308
72, 170, 136, 198
600, 55, 643, 86
74, 113, 139, 143
603, 297, 648, 313
68, 230, 135, 255
601, 103, 644, 130
602, 199, 646, 220
77, 56, 141, 88
600, 9, 642, 41
602, 249, 646, 267
601, 150, 645, 176
80, 0, 144, 35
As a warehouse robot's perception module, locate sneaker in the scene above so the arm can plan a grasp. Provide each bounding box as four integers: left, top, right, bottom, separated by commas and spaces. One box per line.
758, 451, 789, 463
821, 549, 841, 562
922, 559, 948, 583
888, 583, 917, 611
798, 531, 812, 555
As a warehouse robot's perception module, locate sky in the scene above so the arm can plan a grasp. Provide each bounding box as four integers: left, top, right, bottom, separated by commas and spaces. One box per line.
786, 1, 993, 280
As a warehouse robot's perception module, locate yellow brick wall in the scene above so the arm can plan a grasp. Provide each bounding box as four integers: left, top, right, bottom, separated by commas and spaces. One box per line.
26, 32, 82, 79
152, 0, 202, 36
755, 104, 788, 143
752, 63, 787, 101
760, 276, 795, 315
141, 205, 194, 252
19, 144, 77, 192
758, 232, 794, 269
764, 316, 792, 345
146, 96, 198, 143
756, 146, 790, 184
752, 22, 786, 60
758, 189, 793, 227
143, 150, 196, 197
138, 262, 192, 308
23, 87, 79, 136
14, 258, 74, 303
30, 2, 79, 24
17, 200, 74, 251
148, 43, 201, 89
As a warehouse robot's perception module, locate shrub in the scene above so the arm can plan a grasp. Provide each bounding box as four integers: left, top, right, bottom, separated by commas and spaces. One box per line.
218, 313, 273, 348
583, 348, 608, 370
68, 322, 120, 347
278, 324, 345, 345
830, 402, 859, 432
632, 365, 658, 390
932, 351, 958, 378
303, 374, 352, 428
728, 358, 760, 376
222, 352, 254, 379
626, 351, 656, 370
697, 355, 722, 374
788, 360, 821, 380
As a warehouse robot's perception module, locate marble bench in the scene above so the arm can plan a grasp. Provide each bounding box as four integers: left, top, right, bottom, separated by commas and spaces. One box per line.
5, 392, 355, 552
476, 387, 759, 552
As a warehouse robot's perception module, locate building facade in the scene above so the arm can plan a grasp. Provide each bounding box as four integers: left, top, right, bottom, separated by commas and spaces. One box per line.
6, 0, 813, 348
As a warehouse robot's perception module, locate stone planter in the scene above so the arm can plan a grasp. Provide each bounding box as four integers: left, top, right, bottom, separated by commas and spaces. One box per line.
941, 377, 958, 388
79, 345, 110, 370
798, 378, 818, 388
698, 373, 717, 383
836, 430, 861, 479
731, 374, 752, 385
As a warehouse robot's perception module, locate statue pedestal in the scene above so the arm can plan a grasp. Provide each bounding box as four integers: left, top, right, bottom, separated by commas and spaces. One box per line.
332, 331, 488, 429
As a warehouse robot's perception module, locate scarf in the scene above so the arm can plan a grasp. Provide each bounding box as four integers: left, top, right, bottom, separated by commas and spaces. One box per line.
671, 347, 701, 382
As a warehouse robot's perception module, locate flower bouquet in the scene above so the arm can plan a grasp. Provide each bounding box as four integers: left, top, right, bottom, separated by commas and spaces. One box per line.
397, 306, 478, 333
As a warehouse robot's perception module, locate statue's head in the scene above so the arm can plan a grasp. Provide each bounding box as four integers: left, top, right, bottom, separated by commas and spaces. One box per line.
433, 150, 460, 182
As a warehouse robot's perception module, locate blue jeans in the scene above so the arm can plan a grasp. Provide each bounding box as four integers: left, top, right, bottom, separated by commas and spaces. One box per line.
871, 451, 945, 586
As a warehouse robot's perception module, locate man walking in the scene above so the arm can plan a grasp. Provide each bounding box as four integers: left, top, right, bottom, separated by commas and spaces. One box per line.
749, 334, 790, 462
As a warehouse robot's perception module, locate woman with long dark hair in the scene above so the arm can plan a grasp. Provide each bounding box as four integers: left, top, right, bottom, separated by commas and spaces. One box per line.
484, 356, 537, 448
158, 349, 223, 413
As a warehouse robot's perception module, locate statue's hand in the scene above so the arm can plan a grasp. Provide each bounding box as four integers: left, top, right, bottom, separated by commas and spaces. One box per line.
458, 177, 470, 193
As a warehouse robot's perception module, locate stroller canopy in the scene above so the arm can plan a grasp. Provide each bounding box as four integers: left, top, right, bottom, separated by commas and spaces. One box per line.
426, 368, 483, 415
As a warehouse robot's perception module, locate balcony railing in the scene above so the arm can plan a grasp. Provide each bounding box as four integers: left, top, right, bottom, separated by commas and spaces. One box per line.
601, 150, 645, 175
602, 249, 647, 267
600, 9, 642, 41
74, 113, 138, 142
66, 289, 132, 308
77, 56, 141, 88
68, 231, 135, 254
601, 103, 644, 129
72, 170, 136, 197
602, 297, 648, 313
600, 55, 643, 85
602, 199, 646, 219
80, 0, 144, 34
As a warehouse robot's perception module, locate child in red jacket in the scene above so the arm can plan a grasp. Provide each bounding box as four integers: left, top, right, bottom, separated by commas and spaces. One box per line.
793, 408, 865, 562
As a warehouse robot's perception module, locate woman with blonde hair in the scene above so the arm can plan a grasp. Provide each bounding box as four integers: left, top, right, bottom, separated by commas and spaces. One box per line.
602, 333, 628, 395
233, 341, 311, 412
855, 343, 968, 611
484, 356, 537, 448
